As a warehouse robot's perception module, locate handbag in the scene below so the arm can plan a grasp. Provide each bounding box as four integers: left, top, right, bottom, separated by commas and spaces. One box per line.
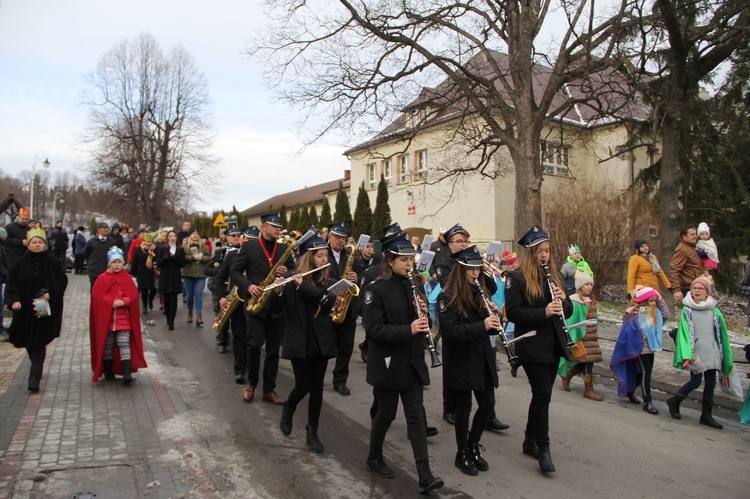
719, 367, 744, 399
568, 340, 588, 359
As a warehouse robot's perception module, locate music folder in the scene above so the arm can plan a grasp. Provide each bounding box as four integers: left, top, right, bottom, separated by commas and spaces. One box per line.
327, 278, 355, 297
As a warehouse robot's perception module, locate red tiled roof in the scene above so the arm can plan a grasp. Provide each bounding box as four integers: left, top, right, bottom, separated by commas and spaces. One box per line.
241, 178, 350, 217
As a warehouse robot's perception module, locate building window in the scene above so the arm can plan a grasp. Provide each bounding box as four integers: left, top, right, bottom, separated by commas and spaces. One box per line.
383, 159, 392, 185
367, 163, 377, 189
416, 150, 427, 180
541, 141, 570, 176
399, 155, 410, 183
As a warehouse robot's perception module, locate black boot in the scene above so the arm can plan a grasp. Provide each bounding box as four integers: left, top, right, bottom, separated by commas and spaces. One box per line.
280, 404, 294, 436
27, 375, 40, 393
468, 440, 489, 472
510, 358, 520, 378
417, 460, 444, 493
455, 448, 478, 476
642, 397, 659, 415
627, 391, 641, 404
305, 425, 324, 453
121, 360, 133, 386
103, 359, 115, 381
667, 393, 685, 420
699, 400, 723, 429
536, 442, 555, 474
366, 449, 394, 478
522, 432, 538, 459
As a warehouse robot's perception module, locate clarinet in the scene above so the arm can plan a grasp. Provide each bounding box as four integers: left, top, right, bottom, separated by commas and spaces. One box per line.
541, 262, 575, 347
474, 278, 518, 364
406, 270, 442, 368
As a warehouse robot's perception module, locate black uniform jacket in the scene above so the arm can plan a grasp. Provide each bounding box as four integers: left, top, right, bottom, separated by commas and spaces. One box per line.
215, 246, 240, 300
435, 258, 498, 296
363, 274, 430, 390
6, 250, 68, 350
230, 237, 295, 319
437, 289, 499, 391
504, 269, 574, 364
130, 247, 156, 290
277, 277, 337, 360
156, 245, 186, 294
327, 247, 359, 322
203, 246, 227, 278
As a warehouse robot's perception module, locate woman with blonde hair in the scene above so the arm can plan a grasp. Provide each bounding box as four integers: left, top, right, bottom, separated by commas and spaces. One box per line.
181, 229, 209, 326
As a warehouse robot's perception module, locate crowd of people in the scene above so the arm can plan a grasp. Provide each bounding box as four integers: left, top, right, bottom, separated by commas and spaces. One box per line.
2, 206, 749, 492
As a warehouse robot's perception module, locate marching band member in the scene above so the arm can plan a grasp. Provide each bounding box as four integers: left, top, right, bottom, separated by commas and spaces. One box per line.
505, 226, 572, 474
326, 223, 359, 396
277, 236, 337, 453
362, 232, 444, 494
215, 227, 247, 381
230, 214, 294, 405
437, 245, 499, 476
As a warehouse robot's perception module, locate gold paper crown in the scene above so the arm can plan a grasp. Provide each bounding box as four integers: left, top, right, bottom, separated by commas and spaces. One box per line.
27, 227, 47, 242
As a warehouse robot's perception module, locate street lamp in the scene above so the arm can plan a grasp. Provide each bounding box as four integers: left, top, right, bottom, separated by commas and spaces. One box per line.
30, 151, 51, 219
52, 192, 65, 227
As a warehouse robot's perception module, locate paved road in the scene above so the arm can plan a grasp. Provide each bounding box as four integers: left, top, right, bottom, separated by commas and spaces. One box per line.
0, 274, 748, 498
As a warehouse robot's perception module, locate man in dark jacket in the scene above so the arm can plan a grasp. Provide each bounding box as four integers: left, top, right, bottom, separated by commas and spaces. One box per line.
0, 227, 8, 341
83, 222, 115, 291
4, 208, 31, 269
110, 223, 125, 250
49, 220, 69, 270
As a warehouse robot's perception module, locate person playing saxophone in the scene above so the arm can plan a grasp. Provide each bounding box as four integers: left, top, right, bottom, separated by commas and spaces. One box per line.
215, 227, 248, 384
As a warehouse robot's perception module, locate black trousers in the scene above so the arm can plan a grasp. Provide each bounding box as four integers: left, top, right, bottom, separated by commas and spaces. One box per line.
454, 369, 496, 451
27, 347, 46, 383
229, 307, 247, 377
522, 362, 559, 444
140, 287, 157, 311
370, 385, 428, 465
74, 254, 85, 273
332, 318, 356, 386
163, 292, 179, 327
636, 353, 655, 400
287, 355, 329, 428
244, 313, 283, 393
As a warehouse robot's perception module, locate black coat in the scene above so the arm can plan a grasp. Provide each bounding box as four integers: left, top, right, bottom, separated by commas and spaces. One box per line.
49, 227, 69, 254
327, 247, 359, 321
157, 245, 186, 294
279, 277, 337, 359
435, 257, 498, 295
229, 237, 295, 319
504, 269, 574, 364
130, 247, 156, 290
0, 242, 7, 284
4, 221, 29, 262
362, 274, 430, 390
84, 235, 116, 281
215, 246, 241, 300
437, 289, 499, 391
5, 250, 68, 349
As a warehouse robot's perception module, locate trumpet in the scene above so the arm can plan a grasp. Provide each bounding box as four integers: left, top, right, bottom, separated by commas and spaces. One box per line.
262, 263, 331, 292
474, 278, 518, 365
407, 270, 442, 368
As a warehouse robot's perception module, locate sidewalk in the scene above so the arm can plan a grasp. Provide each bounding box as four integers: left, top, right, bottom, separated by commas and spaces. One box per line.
0, 273, 213, 498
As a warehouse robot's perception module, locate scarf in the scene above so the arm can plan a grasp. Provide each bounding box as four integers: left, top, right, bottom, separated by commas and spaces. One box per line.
169, 242, 176, 255
683, 294, 723, 366
643, 252, 661, 274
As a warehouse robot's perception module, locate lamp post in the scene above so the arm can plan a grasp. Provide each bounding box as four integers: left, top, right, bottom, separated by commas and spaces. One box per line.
52, 192, 65, 228
30, 151, 51, 219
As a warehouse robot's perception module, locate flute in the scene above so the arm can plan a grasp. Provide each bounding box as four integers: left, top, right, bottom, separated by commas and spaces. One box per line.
474, 278, 518, 364
262, 263, 331, 291
406, 270, 442, 368
541, 262, 575, 347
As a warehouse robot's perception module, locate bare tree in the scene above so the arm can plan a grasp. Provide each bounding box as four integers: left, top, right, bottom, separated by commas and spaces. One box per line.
615, 0, 749, 269
250, 0, 646, 234
82, 33, 218, 228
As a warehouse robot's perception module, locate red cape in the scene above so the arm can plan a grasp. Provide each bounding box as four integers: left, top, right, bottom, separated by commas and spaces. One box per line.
89, 269, 147, 382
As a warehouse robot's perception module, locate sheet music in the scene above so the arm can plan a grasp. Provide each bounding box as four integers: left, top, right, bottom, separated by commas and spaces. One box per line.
416, 250, 435, 273
356, 234, 370, 251
327, 278, 355, 296
486, 241, 501, 262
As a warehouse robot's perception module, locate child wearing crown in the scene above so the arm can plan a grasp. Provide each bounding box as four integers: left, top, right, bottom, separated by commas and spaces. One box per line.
89, 247, 147, 384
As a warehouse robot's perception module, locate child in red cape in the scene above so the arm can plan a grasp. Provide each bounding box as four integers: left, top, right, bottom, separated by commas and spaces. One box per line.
90, 246, 147, 384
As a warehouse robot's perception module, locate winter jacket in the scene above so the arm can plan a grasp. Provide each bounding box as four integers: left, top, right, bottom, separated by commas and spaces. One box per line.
83, 235, 116, 282
278, 277, 337, 359
627, 252, 672, 295
181, 240, 209, 278
4, 221, 30, 263
157, 245, 186, 294
669, 241, 703, 291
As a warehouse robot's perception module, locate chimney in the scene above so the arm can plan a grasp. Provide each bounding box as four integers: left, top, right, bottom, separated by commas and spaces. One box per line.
343, 169, 351, 181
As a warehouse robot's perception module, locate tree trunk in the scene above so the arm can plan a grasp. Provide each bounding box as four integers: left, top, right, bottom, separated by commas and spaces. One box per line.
511, 125, 544, 246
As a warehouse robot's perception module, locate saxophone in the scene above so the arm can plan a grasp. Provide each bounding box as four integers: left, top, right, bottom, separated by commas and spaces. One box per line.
330, 242, 360, 324
212, 285, 243, 332
246, 235, 296, 314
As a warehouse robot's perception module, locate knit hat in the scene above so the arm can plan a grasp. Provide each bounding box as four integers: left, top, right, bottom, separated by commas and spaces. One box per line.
697, 222, 710, 236
107, 246, 125, 264
691, 275, 714, 295
26, 227, 47, 242
635, 239, 649, 251
502, 250, 518, 266
634, 286, 659, 303
574, 270, 594, 290
568, 244, 580, 255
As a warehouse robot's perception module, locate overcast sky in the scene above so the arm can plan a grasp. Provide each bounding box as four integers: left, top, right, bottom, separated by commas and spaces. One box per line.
0, 0, 352, 214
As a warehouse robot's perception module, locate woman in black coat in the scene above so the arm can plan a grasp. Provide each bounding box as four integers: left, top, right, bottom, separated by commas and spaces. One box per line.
437, 246, 500, 476
157, 230, 186, 330
505, 226, 572, 474
362, 232, 443, 494
5, 228, 68, 392
277, 236, 337, 453
130, 234, 157, 313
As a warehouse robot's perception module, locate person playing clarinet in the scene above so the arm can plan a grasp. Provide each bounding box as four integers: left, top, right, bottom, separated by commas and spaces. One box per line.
505, 226, 573, 474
